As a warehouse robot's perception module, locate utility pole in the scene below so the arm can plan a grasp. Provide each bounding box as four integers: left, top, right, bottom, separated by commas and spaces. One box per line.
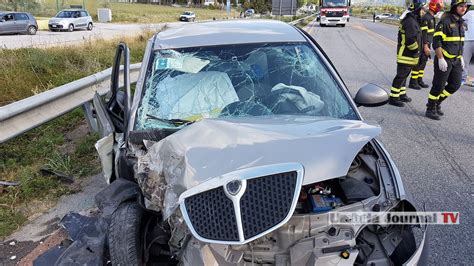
56, 0, 59, 12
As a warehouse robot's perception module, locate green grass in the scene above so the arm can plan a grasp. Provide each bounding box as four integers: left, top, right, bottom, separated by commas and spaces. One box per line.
0, 33, 150, 238
0, 1, 240, 23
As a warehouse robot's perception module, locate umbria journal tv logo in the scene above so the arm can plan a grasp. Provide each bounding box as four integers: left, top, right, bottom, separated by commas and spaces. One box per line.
328, 212, 460, 225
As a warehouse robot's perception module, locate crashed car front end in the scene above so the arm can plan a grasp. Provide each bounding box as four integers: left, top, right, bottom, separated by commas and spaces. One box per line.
132, 118, 428, 265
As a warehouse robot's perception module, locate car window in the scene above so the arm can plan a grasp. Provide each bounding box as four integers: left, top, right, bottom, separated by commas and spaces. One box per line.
134, 42, 357, 130
2, 13, 14, 21
56, 11, 74, 18
14, 13, 29, 20
80, 11, 88, 17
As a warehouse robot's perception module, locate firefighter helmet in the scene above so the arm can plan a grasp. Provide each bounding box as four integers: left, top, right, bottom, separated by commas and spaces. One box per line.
407, 0, 427, 11
429, 0, 444, 13
451, 0, 472, 9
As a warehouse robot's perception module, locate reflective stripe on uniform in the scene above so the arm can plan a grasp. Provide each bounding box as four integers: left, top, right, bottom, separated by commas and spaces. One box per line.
407, 42, 419, 50
442, 89, 452, 96
411, 70, 419, 79
421, 26, 429, 31
434, 31, 447, 39
428, 94, 439, 100
390, 93, 400, 97
391, 87, 401, 93
400, 87, 407, 95
427, 29, 435, 33
444, 36, 464, 42
419, 70, 424, 77
442, 49, 463, 59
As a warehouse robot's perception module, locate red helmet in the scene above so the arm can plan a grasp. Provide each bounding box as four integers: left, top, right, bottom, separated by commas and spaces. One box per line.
429, 0, 444, 13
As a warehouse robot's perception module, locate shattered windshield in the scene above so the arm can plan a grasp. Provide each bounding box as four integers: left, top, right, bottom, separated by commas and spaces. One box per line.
135, 42, 357, 130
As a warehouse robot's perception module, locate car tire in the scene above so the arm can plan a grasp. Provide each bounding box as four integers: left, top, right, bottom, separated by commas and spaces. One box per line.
87, 22, 93, 31
108, 201, 144, 265
68, 24, 74, 32
320, 23, 325, 27
27, 26, 37, 35
341, 24, 346, 27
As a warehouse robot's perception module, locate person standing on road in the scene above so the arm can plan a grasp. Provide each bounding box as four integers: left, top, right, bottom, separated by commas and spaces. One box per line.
425, 0, 471, 120
409, 0, 444, 90
388, 0, 426, 107
462, 8, 474, 86
373, 12, 376, 22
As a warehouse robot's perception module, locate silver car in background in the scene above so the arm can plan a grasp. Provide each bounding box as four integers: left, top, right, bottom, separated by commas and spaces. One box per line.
0, 11, 38, 35
48, 9, 93, 32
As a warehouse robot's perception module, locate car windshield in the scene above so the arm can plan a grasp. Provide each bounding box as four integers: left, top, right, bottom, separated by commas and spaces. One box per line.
322, 0, 349, 7
56, 11, 75, 18
134, 42, 357, 130
183, 12, 192, 15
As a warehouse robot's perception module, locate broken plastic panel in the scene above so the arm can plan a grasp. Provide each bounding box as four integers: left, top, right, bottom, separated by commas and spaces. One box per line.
134, 42, 357, 131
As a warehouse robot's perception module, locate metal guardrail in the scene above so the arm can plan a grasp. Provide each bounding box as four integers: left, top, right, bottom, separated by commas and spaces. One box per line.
0, 63, 141, 143
288, 14, 317, 25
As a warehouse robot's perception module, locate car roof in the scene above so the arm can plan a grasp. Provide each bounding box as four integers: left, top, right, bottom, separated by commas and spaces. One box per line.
154, 20, 306, 50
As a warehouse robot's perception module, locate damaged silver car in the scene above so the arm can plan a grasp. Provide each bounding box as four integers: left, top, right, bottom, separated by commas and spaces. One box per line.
93, 20, 428, 265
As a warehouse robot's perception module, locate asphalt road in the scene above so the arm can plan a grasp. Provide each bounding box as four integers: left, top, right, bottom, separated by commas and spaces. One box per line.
305, 17, 473, 265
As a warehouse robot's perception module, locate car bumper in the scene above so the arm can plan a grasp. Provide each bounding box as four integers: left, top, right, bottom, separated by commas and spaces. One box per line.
405, 226, 430, 265
320, 16, 349, 25
48, 24, 64, 29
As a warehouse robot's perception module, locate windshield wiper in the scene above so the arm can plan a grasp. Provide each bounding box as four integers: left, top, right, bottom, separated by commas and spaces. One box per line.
146, 114, 194, 126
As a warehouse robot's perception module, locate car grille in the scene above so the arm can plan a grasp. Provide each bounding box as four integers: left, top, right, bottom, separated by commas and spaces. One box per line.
183, 171, 299, 243
326, 11, 344, 17
184, 186, 239, 241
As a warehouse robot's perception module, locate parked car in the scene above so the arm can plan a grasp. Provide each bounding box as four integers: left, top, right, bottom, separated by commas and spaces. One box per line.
375, 13, 392, 20
92, 20, 428, 265
244, 8, 255, 17
48, 9, 93, 32
0, 11, 38, 35
179, 11, 196, 22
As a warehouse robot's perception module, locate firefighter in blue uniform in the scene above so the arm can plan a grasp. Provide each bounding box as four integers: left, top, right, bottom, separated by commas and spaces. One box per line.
409, 0, 444, 90
389, 0, 426, 107
425, 0, 471, 120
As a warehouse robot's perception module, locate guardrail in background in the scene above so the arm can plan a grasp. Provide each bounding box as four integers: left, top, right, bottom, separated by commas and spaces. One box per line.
0, 63, 141, 143
288, 14, 317, 26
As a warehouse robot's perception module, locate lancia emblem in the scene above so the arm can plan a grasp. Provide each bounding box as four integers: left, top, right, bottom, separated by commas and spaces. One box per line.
226, 180, 242, 196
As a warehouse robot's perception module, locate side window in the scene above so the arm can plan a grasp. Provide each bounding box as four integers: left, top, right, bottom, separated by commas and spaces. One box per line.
14, 13, 29, 21
3, 14, 14, 21
81, 11, 88, 17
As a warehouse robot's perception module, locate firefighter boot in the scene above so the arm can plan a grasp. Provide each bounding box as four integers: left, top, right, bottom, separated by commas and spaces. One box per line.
408, 79, 422, 90
436, 96, 446, 116
418, 78, 429, 88
425, 100, 440, 120
389, 97, 405, 107
399, 94, 412, 102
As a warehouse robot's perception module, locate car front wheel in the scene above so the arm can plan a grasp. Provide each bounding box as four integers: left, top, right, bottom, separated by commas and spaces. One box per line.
68, 24, 74, 32
108, 201, 144, 265
87, 22, 93, 31
27, 26, 37, 35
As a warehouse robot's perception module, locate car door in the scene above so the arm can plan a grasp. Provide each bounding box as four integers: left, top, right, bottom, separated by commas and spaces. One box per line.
93, 43, 132, 183
14, 13, 29, 32
0, 13, 15, 33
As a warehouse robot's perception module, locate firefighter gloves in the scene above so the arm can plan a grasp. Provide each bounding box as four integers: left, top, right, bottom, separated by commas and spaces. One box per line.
438, 57, 448, 71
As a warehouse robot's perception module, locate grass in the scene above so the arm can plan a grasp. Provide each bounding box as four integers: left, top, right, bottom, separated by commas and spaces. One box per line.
0, 32, 151, 239
2, 2, 240, 24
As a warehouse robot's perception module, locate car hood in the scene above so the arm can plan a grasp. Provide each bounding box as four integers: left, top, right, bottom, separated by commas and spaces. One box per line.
49, 18, 72, 23
136, 116, 381, 218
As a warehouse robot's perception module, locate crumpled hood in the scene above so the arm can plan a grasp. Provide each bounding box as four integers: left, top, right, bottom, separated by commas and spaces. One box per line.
136, 116, 381, 219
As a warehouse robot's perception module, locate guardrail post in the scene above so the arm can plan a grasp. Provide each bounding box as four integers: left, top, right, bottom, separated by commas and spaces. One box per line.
82, 101, 98, 133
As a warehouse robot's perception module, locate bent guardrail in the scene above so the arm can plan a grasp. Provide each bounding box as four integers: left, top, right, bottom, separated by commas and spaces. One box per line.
0, 63, 141, 143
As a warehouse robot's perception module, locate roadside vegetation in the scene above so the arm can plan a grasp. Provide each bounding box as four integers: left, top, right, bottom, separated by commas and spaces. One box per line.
0, 31, 152, 238
1, 1, 239, 23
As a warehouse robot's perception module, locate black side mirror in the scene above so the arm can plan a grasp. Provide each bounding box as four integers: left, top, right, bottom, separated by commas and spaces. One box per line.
107, 42, 131, 135
354, 83, 388, 107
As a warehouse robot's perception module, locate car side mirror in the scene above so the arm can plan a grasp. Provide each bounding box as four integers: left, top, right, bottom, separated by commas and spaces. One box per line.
354, 83, 388, 107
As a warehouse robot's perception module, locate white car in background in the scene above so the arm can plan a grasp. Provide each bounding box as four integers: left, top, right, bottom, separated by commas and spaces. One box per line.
179, 11, 196, 22
48, 9, 93, 32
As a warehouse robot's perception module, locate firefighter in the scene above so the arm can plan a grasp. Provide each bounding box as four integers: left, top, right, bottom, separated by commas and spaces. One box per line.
425, 0, 471, 120
409, 0, 444, 90
389, 0, 426, 107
